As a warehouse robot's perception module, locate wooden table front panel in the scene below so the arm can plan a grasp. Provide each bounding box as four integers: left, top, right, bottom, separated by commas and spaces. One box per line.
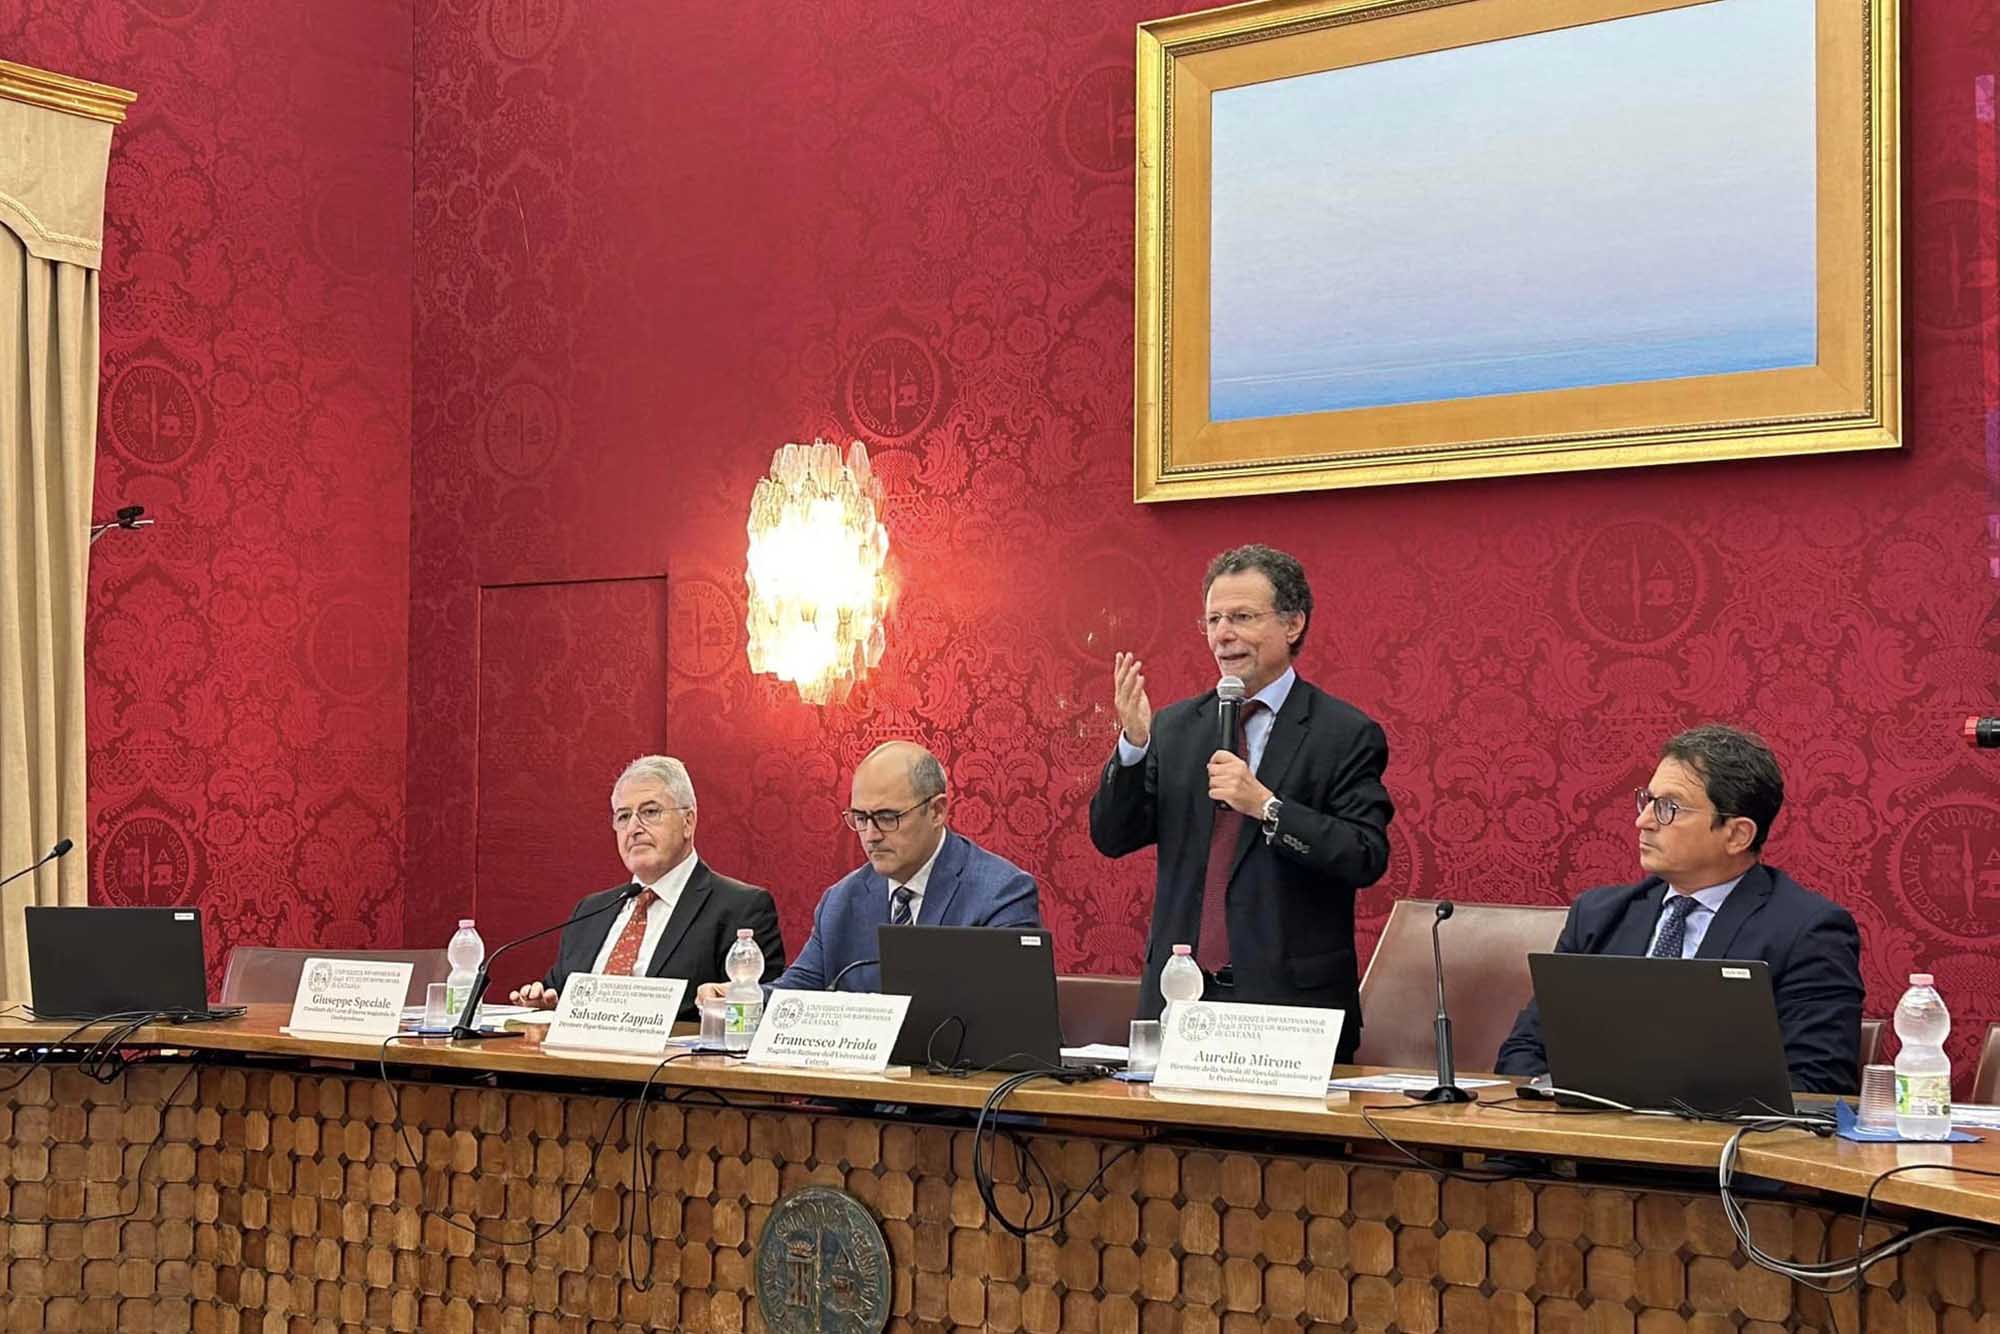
0, 1059, 1988, 1333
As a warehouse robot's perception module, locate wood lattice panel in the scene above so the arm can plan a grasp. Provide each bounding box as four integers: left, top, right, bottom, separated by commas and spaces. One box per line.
0, 1060, 1991, 1333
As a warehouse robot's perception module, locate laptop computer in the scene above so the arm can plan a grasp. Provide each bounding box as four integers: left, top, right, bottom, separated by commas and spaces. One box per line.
26, 906, 219, 1020
1528, 952, 1795, 1116
878, 925, 1073, 1073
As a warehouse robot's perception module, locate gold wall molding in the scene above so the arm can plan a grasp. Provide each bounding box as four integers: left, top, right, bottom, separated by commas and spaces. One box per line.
0, 58, 136, 125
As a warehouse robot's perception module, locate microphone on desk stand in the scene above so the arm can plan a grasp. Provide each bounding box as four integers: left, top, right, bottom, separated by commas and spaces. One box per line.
0, 838, 73, 891
1407, 901, 1476, 1104
827, 958, 879, 993
450, 882, 647, 1040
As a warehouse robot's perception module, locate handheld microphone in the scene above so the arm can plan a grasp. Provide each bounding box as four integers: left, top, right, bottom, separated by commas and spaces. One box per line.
1964, 717, 2000, 749
450, 882, 647, 1039
0, 838, 74, 891
827, 957, 880, 993
1407, 900, 1475, 1104
1215, 675, 1246, 808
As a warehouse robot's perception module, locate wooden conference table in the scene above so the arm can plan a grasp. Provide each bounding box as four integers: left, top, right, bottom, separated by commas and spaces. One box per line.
0, 1006, 1995, 1332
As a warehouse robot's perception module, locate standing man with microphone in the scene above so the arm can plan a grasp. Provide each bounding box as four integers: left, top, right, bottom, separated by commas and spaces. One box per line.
1089, 544, 1394, 1062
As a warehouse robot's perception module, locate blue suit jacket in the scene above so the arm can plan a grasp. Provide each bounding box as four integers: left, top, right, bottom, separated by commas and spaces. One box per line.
1494, 863, 1864, 1093
770, 830, 1041, 993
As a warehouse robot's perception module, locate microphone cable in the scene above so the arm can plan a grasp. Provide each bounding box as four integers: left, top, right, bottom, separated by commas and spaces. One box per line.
969, 1065, 1131, 1238
373, 1033, 630, 1249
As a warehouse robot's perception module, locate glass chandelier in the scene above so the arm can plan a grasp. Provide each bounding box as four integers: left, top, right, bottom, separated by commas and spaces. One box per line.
745, 438, 892, 704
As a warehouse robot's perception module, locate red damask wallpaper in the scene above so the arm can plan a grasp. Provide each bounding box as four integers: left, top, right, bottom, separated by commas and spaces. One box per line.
11, 0, 2000, 1078
406, 0, 2000, 1077
2, 2, 413, 960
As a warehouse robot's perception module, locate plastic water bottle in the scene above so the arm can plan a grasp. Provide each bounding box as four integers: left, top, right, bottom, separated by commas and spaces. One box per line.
1160, 944, 1204, 1006
1893, 972, 1952, 1140
723, 928, 765, 1051
444, 919, 484, 1021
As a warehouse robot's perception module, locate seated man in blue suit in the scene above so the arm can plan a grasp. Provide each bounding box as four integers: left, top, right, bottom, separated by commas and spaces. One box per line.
700, 740, 1040, 1000
1495, 724, 1864, 1094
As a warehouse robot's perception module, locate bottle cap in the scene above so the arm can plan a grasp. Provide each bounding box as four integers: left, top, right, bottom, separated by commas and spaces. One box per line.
1171, 944, 1192, 955
1910, 972, 1934, 986
458, 918, 474, 928
737, 928, 754, 938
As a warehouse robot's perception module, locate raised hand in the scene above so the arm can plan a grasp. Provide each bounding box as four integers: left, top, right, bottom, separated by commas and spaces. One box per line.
1113, 651, 1154, 748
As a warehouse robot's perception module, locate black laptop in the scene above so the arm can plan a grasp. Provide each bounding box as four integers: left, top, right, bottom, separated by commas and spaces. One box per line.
1528, 952, 1795, 1115
878, 925, 1070, 1073
26, 906, 215, 1020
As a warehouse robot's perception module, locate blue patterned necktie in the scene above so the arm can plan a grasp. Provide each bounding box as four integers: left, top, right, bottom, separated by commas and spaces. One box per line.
1649, 894, 1698, 959
890, 886, 914, 927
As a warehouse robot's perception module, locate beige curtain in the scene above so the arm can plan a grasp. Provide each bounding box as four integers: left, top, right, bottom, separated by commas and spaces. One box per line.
0, 61, 135, 1003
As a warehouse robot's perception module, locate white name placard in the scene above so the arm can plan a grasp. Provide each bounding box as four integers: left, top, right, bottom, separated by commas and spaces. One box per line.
747, 991, 911, 1072
1152, 1001, 1344, 1100
284, 958, 413, 1038
541, 973, 687, 1055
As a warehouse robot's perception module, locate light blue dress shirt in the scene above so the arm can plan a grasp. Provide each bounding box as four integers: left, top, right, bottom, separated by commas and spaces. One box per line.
1645, 875, 1745, 959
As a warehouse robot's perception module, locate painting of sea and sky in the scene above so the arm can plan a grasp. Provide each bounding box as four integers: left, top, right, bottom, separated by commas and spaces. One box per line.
1208, 0, 1818, 421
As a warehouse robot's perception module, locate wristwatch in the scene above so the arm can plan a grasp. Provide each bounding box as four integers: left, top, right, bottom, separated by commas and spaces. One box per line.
1259, 795, 1284, 830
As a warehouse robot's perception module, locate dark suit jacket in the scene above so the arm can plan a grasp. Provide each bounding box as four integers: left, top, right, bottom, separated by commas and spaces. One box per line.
542, 859, 785, 1019
769, 830, 1040, 993
1494, 864, 1864, 1093
1088, 674, 1393, 1060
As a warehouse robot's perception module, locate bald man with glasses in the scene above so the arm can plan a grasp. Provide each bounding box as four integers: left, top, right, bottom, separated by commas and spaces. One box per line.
701, 740, 1040, 999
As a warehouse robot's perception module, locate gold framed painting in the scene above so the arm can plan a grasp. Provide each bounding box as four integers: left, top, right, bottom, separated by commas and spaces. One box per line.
1134, 0, 1900, 501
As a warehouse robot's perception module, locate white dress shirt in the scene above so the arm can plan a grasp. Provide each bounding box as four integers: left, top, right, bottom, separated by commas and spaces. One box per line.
1118, 666, 1296, 772
589, 851, 701, 976
889, 833, 947, 924
1645, 874, 1745, 959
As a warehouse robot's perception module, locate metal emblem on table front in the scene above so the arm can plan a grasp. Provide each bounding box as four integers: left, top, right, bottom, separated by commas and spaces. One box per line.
753, 1186, 891, 1334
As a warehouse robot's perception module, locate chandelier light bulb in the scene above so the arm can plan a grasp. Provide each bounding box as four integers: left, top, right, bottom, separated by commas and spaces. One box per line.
745, 438, 893, 704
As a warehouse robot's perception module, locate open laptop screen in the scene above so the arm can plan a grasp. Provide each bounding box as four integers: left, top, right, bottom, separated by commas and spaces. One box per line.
1529, 953, 1794, 1116
26, 906, 211, 1019
877, 925, 1064, 1073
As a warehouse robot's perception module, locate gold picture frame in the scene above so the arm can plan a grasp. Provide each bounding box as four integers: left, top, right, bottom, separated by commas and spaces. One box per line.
1134, 0, 1901, 501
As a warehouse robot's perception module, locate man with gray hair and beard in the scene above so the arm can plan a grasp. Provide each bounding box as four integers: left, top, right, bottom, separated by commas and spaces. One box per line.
511, 754, 784, 1019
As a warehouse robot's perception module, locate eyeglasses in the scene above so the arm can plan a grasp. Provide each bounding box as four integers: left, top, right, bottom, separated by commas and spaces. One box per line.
1196, 609, 1278, 635
612, 802, 689, 831
1633, 789, 1714, 827
841, 797, 937, 833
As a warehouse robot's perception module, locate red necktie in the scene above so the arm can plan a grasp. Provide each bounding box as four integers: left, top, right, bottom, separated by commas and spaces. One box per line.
601, 890, 656, 976
1197, 700, 1264, 973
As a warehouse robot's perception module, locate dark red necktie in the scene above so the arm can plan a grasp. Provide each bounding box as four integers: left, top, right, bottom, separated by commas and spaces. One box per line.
601, 890, 656, 975
1196, 699, 1264, 973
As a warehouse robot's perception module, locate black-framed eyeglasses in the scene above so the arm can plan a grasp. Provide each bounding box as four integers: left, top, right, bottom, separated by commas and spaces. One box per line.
841, 797, 937, 833
611, 802, 689, 831
1633, 788, 1714, 827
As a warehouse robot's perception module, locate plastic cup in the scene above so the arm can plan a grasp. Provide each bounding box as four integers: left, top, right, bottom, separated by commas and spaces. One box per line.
423, 983, 449, 1029
1858, 1064, 1897, 1130
1128, 1019, 1163, 1075
699, 998, 727, 1046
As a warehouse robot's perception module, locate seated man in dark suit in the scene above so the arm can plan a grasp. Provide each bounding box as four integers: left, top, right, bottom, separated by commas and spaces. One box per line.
510, 755, 784, 1019
1495, 724, 1863, 1093
699, 741, 1040, 1000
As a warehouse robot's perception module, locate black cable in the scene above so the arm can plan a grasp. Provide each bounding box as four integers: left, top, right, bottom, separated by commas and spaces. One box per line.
0, 1057, 203, 1225
970, 1067, 1134, 1236
374, 1034, 628, 1248
1355, 1102, 1530, 1183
